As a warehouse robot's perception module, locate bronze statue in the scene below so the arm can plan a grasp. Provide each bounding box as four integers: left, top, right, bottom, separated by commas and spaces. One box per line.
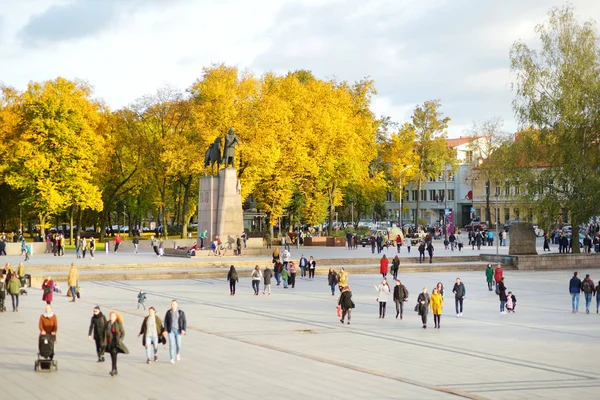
204, 137, 222, 175
221, 127, 240, 168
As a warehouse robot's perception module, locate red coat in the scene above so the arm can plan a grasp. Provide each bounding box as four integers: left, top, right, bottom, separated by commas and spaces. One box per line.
380, 258, 389, 274
494, 267, 503, 282
42, 279, 54, 303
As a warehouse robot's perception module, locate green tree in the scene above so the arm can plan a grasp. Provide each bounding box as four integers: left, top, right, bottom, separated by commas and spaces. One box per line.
509, 5, 600, 252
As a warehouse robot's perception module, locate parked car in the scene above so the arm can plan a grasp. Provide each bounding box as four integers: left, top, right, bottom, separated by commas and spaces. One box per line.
464, 223, 488, 232
360, 235, 371, 247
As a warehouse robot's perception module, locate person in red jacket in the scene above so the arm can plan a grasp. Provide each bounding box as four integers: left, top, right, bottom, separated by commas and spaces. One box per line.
494, 265, 503, 285
379, 254, 389, 278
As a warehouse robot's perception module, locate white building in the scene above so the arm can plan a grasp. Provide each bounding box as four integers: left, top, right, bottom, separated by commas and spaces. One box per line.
385, 136, 488, 229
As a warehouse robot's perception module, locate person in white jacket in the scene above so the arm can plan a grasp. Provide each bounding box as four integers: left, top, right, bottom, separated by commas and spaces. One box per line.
374, 278, 392, 318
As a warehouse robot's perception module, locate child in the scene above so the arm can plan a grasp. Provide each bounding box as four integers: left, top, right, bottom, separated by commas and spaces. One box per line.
53, 282, 62, 294
443, 238, 449, 250
137, 290, 147, 311
506, 291, 517, 313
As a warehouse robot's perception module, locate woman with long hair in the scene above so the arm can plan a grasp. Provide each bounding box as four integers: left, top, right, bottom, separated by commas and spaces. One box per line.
374, 278, 392, 318
417, 287, 430, 329
430, 288, 443, 329
106, 311, 129, 376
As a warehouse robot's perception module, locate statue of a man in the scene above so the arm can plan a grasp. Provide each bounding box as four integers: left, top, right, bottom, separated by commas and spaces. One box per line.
221, 127, 241, 168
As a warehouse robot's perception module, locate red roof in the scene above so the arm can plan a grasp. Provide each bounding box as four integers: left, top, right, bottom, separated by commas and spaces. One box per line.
446, 136, 476, 148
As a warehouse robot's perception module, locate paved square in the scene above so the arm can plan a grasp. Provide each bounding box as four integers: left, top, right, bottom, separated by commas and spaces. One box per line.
1, 267, 599, 399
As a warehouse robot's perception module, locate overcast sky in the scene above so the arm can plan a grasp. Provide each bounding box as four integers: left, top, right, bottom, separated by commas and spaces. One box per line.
1, 0, 598, 136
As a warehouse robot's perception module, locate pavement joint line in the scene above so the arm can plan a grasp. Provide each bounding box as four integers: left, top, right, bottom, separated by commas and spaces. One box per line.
91, 278, 598, 382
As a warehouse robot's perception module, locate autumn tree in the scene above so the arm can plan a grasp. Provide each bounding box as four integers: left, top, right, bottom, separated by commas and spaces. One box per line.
407, 100, 456, 227
2, 78, 106, 236
509, 5, 600, 252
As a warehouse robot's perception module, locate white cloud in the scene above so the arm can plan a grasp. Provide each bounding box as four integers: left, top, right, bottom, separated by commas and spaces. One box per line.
1, 0, 598, 135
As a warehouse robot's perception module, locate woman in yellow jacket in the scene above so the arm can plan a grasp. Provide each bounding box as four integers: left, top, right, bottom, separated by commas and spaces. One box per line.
337, 267, 348, 291
67, 263, 79, 303
430, 287, 443, 329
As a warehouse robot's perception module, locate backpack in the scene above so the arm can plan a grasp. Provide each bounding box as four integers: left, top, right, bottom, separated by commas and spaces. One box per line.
231, 271, 238, 280
582, 280, 592, 293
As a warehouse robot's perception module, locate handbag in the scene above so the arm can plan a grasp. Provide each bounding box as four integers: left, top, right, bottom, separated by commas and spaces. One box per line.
414, 303, 419, 312
336, 305, 342, 317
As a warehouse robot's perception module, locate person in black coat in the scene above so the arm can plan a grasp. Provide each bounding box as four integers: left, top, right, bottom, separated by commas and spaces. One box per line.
88, 306, 107, 362
498, 277, 508, 314
417, 288, 430, 329
393, 279, 409, 319
338, 286, 354, 324
327, 268, 338, 296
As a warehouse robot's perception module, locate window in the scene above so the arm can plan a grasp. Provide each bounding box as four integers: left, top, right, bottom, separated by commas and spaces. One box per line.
504, 208, 510, 222
420, 190, 427, 201
448, 189, 455, 201
515, 183, 520, 195
466, 151, 473, 163
430, 190, 436, 202
504, 184, 510, 197
411, 190, 418, 201
495, 186, 501, 196
448, 172, 455, 182
386, 192, 393, 202
438, 173, 444, 182
438, 189, 445, 202
514, 208, 520, 218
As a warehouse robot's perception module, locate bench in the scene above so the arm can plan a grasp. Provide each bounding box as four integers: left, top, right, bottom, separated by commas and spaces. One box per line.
163, 248, 192, 258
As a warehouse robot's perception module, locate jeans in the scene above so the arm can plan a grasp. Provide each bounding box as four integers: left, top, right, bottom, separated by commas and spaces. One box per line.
300, 266, 306, 278
572, 293, 580, 311
145, 335, 159, 360
168, 331, 182, 360
274, 272, 281, 285
10, 294, 19, 310
252, 280, 260, 294
584, 293, 592, 311
330, 283, 336, 295
500, 300, 506, 312
395, 299, 404, 318
596, 295, 600, 311
455, 298, 463, 314
70, 286, 77, 301
450, 242, 455, 251
76, 248, 81, 258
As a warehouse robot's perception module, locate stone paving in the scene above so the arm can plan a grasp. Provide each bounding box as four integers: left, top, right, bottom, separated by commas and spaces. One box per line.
1, 267, 599, 400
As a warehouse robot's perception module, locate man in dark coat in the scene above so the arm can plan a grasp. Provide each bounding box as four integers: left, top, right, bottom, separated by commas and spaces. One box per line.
88, 306, 107, 362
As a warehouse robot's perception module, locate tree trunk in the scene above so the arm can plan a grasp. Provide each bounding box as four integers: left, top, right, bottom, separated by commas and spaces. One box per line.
571, 225, 581, 254
181, 176, 192, 239
485, 179, 492, 226
76, 207, 83, 239
415, 177, 422, 227
39, 214, 46, 238
69, 206, 74, 245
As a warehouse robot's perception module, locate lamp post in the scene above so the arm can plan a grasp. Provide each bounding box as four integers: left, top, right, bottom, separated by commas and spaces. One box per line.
444, 168, 448, 241
495, 191, 499, 255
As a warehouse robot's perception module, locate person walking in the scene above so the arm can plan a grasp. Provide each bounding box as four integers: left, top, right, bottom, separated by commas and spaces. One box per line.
89, 237, 95, 259
113, 234, 122, 253
272, 248, 280, 264
138, 307, 165, 364
581, 273, 594, 314
449, 232, 456, 251
374, 278, 392, 318
133, 236, 140, 254
0, 274, 6, 312
282, 248, 291, 270
199, 230, 207, 249
106, 311, 129, 376
427, 241, 434, 263
263, 265, 273, 295
327, 268, 338, 296
543, 233, 550, 251
391, 255, 400, 280
76, 236, 82, 259
337, 267, 348, 291
88, 306, 107, 362
338, 286, 354, 325
430, 288, 443, 329
226, 265, 238, 295
595, 280, 600, 314
273, 261, 283, 286
281, 266, 289, 289
288, 261, 297, 288
418, 241, 426, 263
569, 271, 582, 313
308, 256, 316, 279
498, 277, 508, 314
137, 290, 147, 311
417, 287, 430, 329
299, 255, 307, 279
393, 279, 409, 319
163, 300, 186, 364
485, 264, 494, 291
494, 265, 503, 287
452, 278, 466, 317
67, 263, 79, 303
251, 266, 262, 295
7, 273, 20, 312
39, 304, 58, 358
379, 255, 389, 278
151, 236, 159, 256
41, 276, 55, 305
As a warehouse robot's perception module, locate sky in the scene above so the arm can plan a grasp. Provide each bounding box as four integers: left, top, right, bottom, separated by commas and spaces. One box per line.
1, 0, 599, 136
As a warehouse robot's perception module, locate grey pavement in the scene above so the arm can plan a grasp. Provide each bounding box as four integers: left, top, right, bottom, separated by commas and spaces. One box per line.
1, 267, 599, 399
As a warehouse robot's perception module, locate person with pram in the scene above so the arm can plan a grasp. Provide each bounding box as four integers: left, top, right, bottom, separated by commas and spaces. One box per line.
38, 304, 58, 359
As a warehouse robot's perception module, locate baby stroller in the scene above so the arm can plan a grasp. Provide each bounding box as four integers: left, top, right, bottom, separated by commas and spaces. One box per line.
34, 334, 58, 372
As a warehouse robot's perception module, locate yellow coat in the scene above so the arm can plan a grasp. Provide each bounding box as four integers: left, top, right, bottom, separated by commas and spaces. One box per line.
67, 267, 79, 287
338, 270, 348, 287
430, 293, 443, 315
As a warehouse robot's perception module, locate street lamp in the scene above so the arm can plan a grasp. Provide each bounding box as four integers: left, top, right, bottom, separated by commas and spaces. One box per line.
397, 165, 412, 228
495, 189, 499, 255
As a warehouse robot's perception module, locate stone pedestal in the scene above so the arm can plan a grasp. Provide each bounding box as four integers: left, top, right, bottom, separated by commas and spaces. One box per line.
198, 168, 244, 247
509, 222, 537, 255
